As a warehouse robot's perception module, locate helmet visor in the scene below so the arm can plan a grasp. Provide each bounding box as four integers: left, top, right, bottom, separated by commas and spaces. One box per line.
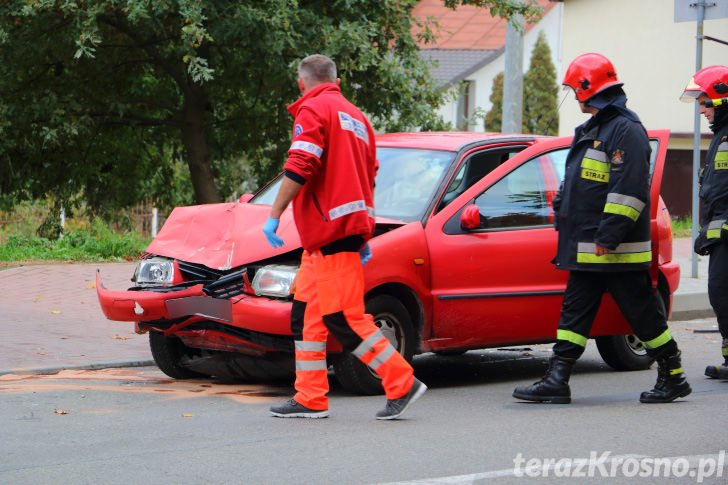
680, 76, 704, 103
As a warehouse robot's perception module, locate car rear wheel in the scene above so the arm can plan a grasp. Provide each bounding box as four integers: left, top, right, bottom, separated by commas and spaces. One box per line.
595, 334, 653, 371
595, 291, 666, 371
332, 295, 416, 395
149, 330, 207, 379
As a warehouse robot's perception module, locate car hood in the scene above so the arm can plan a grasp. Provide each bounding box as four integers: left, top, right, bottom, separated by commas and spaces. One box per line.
146, 202, 302, 270
146, 201, 404, 270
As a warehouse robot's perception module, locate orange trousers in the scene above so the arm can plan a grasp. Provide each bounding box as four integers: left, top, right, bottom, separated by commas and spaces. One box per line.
291, 250, 414, 410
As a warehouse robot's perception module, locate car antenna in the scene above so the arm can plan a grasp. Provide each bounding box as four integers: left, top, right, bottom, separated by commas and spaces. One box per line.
543, 90, 570, 136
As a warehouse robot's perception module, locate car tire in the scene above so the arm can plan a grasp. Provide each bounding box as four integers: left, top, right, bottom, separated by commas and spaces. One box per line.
595, 292, 666, 371
332, 295, 416, 395
595, 334, 653, 371
149, 330, 207, 379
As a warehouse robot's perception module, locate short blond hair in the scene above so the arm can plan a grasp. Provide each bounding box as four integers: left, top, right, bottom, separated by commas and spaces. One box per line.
298, 54, 337, 84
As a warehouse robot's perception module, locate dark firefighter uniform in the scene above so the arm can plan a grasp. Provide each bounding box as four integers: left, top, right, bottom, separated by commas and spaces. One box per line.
696, 109, 728, 366
551, 93, 679, 362
681, 64, 728, 378
514, 53, 690, 405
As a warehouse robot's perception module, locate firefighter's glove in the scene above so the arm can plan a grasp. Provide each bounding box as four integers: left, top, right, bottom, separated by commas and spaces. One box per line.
263, 217, 284, 248
359, 243, 372, 265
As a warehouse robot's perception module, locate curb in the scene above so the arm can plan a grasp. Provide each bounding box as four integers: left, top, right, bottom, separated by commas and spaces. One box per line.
0, 359, 155, 377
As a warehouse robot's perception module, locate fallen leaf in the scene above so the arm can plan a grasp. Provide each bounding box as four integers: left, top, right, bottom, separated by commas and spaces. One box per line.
37, 352, 46, 355
181, 414, 194, 418
113, 334, 129, 340
54, 409, 70, 415
35, 296, 41, 300
86, 282, 96, 289
51, 310, 62, 314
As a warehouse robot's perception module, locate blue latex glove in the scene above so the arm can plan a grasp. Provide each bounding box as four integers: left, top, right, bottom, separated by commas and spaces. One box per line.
262, 217, 284, 248
359, 242, 372, 265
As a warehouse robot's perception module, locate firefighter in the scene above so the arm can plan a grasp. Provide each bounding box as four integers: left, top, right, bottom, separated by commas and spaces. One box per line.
262, 54, 426, 419
513, 53, 691, 404
680, 65, 728, 379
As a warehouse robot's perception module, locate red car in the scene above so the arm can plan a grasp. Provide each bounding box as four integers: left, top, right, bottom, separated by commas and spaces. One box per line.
97, 131, 679, 395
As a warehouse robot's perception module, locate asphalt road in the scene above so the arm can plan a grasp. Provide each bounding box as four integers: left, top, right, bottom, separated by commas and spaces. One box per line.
1, 316, 726, 484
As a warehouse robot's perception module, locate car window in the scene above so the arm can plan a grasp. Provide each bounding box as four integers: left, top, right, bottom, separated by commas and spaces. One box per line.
649, 139, 658, 179
251, 175, 283, 205
374, 148, 454, 222
471, 157, 551, 229
436, 146, 528, 213
250, 148, 455, 223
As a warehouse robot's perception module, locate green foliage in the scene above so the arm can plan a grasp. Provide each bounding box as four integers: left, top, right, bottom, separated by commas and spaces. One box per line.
523, 31, 558, 135
444, 0, 543, 27
0, 219, 150, 262
0, 0, 542, 212
671, 216, 693, 238
485, 72, 504, 132
484, 30, 558, 135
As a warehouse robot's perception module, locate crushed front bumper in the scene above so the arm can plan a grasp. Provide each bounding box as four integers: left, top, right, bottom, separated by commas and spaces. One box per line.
95, 270, 293, 336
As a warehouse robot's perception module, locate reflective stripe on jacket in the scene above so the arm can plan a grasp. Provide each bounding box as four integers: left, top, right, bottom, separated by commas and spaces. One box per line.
695, 123, 728, 254
554, 103, 652, 272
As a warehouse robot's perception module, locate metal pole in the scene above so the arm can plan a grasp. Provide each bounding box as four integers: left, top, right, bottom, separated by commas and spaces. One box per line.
691, 2, 706, 278
502, 5, 523, 133
152, 207, 158, 238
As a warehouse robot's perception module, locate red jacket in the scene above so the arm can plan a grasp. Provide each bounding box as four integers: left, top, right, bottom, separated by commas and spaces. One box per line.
284, 83, 377, 252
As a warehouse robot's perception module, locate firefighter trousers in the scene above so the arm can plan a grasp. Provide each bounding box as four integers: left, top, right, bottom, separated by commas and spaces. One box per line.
708, 242, 728, 340
289, 249, 414, 410
553, 270, 678, 359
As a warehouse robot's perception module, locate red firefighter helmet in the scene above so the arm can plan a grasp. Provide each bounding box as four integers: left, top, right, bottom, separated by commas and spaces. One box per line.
680, 65, 728, 103
562, 53, 623, 102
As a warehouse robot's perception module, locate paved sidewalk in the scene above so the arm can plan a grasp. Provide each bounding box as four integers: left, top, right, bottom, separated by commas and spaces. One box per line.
0, 238, 715, 376
0, 262, 152, 376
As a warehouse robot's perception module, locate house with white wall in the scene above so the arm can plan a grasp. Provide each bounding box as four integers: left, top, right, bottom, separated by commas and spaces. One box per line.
556, 0, 728, 217
413, 0, 563, 130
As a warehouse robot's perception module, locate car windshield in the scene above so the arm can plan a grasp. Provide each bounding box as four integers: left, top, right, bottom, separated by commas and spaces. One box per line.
250, 147, 455, 223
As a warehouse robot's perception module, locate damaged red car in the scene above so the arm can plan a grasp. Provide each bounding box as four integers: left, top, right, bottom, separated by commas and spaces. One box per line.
97, 130, 680, 395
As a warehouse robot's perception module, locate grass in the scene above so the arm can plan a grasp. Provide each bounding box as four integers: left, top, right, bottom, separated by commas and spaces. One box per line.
0, 219, 151, 263
671, 217, 693, 238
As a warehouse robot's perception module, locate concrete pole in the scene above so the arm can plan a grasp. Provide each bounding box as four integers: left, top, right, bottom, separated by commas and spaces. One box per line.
502, 6, 524, 134
691, 3, 706, 278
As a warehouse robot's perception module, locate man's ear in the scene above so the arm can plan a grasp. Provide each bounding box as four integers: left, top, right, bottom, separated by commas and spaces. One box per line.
336, 78, 341, 86
298, 78, 306, 93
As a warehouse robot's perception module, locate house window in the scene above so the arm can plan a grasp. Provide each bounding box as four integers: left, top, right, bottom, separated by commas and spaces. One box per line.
456, 81, 474, 131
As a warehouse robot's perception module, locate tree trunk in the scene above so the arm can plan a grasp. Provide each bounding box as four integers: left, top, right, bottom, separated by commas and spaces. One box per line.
182, 84, 220, 204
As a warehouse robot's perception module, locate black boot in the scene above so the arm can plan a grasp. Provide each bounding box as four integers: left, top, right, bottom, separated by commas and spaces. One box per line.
640, 351, 692, 403
704, 338, 728, 379
513, 355, 575, 404
704, 360, 728, 379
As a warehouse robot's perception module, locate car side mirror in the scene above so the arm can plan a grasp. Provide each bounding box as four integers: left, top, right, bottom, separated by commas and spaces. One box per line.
239, 193, 254, 203
460, 204, 481, 230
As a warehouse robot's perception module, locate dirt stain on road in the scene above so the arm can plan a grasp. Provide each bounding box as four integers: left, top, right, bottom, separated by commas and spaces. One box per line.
0, 368, 290, 403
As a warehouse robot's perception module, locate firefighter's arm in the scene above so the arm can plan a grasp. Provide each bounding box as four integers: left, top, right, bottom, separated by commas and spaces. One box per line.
594, 124, 650, 249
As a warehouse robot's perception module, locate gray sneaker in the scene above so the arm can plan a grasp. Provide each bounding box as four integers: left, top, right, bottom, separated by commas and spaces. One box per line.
270, 398, 329, 418
376, 378, 427, 420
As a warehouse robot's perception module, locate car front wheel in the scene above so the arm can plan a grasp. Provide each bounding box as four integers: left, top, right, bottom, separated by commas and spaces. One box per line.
332, 295, 416, 395
149, 330, 207, 379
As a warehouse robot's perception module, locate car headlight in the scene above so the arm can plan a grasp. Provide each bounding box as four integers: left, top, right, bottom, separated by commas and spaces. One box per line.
251, 264, 299, 297
133, 257, 175, 286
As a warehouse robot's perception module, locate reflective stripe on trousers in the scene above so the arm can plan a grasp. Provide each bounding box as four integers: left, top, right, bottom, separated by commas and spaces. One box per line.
291, 250, 413, 409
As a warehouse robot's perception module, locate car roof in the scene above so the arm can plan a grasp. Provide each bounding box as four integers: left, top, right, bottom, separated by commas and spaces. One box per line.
375, 131, 551, 152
